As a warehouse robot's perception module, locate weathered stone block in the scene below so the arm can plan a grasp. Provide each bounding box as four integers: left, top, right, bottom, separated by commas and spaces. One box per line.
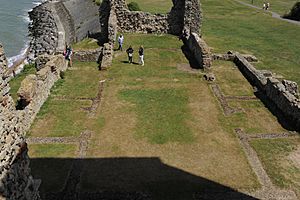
17, 75, 38, 105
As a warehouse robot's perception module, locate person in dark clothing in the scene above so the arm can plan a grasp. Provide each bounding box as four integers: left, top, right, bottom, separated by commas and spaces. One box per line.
126, 45, 134, 64
138, 46, 144, 66
64, 45, 73, 67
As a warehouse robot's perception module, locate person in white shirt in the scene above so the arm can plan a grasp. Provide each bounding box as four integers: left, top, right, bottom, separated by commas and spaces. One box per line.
118, 34, 124, 51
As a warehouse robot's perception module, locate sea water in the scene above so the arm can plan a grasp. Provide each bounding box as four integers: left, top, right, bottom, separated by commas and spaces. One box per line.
0, 0, 43, 65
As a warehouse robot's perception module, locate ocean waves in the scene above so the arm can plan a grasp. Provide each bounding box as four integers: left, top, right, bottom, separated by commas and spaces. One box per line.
0, 0, 43, 66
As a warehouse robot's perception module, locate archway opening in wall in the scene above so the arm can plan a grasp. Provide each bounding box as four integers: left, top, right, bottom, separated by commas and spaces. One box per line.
126, 0, 173, 14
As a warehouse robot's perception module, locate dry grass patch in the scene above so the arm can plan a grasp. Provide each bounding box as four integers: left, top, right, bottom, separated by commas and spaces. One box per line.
28, 99, 91, 137
85, 34, 259, 195
227, 100, 286, 134
212, 61, 254, 96
250, 138, 300, 197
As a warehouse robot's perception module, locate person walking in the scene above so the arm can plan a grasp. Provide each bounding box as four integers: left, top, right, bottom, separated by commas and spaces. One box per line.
266, 2, 270, 10
263, 2, 266, 10
118, 34, 124, 51
126, 45, 134, 64
138, 46, 144, 66
64, 45, 73, 67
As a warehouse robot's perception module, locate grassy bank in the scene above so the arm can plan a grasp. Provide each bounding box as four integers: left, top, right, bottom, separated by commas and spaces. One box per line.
202, 0, 300, 84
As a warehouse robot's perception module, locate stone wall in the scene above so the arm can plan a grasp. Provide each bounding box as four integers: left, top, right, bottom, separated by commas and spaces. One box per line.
73, 48, 103, 62
53, 1, 76, 45
0, 44, 41, 200
0, 43, 68, 199
184, 32, 212, 69
234, 53, 300, 130
29, 0, 101, 60
101, 0, 201, 36
62, 0, 101, 42
28, 2, 58, 60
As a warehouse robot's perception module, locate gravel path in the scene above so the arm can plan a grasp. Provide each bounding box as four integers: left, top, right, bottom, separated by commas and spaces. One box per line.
234, 0, 300, 26
211, 84, 243, 115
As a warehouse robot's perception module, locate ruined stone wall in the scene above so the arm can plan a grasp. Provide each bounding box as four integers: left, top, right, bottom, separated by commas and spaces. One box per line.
29, 0, 101, 60
98, 0, 204, 69
62, 0, 101, 42
1, 43, 67, 199
0, 44, 41, 200
72, 48, 103, 62
102, 0, 201, 36
184, 32, 212, 69
53, 1, 76, 45
234, 53, 300, 130
98, 0, 118, 69
29, 2, 58, 60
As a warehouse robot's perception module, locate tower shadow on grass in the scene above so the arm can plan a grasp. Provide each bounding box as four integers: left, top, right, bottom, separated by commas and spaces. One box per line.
31, 157, 258, 200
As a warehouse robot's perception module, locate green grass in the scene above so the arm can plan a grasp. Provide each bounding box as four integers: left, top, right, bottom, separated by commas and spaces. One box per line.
117, 33, 183, 50
251, 138, 300, 195
93, 0, 102, 6
29, 144, 76, 158
128, 0, 172, 14
73, 38, 100, 51
51, 61, 99, 98
240, 0, 298, 15
202, 0, 300, 84
9, 64, 36, 102
120, 88, 194, 144
28, 98, 91, 137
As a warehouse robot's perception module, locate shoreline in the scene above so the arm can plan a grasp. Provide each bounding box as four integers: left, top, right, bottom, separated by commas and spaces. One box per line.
5, 0, 45, 77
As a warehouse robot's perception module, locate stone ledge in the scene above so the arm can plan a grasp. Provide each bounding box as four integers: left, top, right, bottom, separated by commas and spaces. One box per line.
233, 52, 300, 130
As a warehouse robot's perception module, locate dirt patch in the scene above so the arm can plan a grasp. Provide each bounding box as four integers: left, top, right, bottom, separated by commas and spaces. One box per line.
288, 146, 300, 169
177, 63, 202, 74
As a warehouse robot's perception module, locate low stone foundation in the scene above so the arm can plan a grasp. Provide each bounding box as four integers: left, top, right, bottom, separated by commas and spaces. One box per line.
234, 53, 300, 130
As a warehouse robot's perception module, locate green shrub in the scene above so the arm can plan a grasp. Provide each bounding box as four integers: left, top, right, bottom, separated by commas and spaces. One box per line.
283, 2, 300, 21
93, 0, 101, 6
127, 2, 141, 11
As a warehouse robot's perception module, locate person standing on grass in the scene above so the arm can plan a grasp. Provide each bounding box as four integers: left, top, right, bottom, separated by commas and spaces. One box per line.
263, 2, 266, 10
138, 46, 144, 66
266, 2, 270, 10
126, 45, 134, 64
64, 45, 73, 67
118, 34, 124, 51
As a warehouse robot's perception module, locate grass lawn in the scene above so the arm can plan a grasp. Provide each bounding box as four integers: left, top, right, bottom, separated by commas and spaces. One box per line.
202, 0, 300, 84
73, 38, 100, 51
83, 33, 259, 196
27, 33, 300, 198
25, 0, 300, 197
128, 0, 173, 14
250, 138, 300, 197
27, 61, 100, 138
212, 61, 254, 96
239, 0, 298, 15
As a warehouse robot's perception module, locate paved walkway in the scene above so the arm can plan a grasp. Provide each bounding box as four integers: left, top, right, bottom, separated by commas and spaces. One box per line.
234, 0, 300, 26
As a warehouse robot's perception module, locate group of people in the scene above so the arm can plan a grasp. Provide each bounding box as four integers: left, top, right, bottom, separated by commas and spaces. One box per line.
118, 34, 144, 66
263, 2, 270, 10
